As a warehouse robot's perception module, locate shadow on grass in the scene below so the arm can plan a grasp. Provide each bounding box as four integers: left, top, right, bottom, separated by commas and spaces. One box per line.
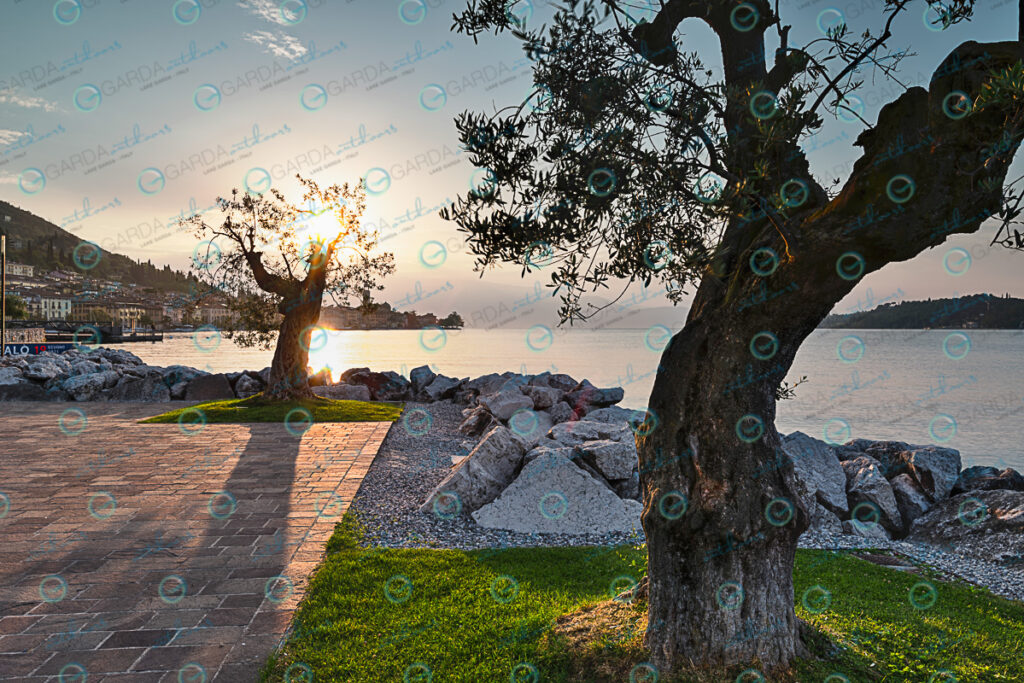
259, 517, 1024, 682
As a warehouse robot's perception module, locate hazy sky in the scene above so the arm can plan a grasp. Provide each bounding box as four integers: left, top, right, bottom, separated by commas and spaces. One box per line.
1, 0, 1021, 332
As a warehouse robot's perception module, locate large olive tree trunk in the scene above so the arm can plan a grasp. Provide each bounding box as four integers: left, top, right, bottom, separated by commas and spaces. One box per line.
639, 34, 1024, 673
252, 250, 330, 401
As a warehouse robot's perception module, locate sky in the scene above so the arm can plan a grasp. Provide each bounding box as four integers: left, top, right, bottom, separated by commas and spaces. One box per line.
0, 0, 1021, 332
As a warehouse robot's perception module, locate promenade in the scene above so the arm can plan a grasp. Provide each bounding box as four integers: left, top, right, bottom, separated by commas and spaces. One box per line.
0, 403, 391, 681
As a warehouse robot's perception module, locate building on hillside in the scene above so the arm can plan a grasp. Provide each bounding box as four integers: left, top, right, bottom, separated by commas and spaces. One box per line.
4, 262, 34, 278
23, 290, 72, 320
198, 301, 234, 327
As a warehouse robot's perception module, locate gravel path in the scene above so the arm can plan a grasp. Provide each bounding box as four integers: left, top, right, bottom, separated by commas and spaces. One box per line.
352, 402, 1024, 603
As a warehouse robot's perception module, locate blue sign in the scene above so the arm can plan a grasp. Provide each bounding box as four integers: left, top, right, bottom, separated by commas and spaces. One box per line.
3, 343, 74, 356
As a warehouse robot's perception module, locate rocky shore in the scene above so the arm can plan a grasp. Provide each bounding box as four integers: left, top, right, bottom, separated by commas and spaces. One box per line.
3, 348, 1022, 601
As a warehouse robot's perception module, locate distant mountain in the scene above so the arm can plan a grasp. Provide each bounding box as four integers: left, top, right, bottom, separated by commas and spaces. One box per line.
821, 293, 1024, 329
0, 200, 195, 291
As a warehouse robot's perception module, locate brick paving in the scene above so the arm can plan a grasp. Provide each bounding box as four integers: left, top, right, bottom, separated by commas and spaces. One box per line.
0, 402, 392, 681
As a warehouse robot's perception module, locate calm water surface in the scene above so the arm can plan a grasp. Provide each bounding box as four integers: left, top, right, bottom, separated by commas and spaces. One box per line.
107, 328, 1024, 470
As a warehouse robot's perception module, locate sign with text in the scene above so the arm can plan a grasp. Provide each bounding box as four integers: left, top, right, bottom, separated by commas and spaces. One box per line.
3, 343, 75, 356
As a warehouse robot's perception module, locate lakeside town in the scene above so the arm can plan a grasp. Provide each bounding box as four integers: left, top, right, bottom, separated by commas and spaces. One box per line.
1, 260, 463, 336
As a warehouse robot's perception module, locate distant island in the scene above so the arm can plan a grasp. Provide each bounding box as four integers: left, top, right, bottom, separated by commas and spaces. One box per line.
319, 303, 463, 330
821, 293, 1024, 329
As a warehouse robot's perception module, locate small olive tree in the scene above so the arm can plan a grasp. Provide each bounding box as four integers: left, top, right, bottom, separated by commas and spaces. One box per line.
184, 175, 394, 399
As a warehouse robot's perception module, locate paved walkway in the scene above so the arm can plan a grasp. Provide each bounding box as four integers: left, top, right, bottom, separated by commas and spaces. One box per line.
0, 402, 392, 681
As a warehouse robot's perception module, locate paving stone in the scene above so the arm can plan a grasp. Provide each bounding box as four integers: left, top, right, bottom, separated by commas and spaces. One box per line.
0, 402, 391, 681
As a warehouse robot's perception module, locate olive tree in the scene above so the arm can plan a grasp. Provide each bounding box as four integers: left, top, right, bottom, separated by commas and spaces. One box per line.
443, 0, 1023, 674
185, 176, 394, 399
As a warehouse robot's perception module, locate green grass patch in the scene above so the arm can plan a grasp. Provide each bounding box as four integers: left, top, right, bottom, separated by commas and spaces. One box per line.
259, 517, 1024, 682
139, 394, 403, 424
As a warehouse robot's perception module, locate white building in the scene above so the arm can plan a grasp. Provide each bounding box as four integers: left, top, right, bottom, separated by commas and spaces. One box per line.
4, 262, 34, 278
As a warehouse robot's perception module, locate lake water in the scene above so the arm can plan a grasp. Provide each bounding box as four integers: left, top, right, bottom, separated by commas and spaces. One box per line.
106, 328, 1024, 471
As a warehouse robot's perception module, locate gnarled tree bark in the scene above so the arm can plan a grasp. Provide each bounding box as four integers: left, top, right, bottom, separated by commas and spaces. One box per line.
636, 4, 1024, 672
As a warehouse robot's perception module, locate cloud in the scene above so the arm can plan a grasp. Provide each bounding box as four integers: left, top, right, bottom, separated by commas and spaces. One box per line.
0, 91, 58, 112
0, 129, 25, 145
244, 30, 308, 59
238, 0, 302, 25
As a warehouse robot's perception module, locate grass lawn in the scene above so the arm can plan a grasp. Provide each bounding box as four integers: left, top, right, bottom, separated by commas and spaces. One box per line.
259, 516, 1024, 682
139, 394, 403, 424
